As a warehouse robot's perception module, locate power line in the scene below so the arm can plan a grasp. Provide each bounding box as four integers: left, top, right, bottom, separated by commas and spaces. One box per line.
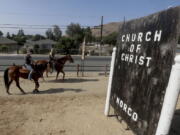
0, 12, 100, 19
0, 23, 92, 28
0, 26, 67, 30
0, 24, 96, 31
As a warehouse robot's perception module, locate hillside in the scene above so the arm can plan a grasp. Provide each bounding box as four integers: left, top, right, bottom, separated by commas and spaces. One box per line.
91, 22, 123, 37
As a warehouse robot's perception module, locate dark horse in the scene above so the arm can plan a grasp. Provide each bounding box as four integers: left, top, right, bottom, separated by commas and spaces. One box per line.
54, 55, 74, 80
3, 63, 48, 95
35, 60, 52, 78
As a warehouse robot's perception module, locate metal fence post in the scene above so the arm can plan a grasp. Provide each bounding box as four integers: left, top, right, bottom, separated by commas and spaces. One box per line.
155, 55, 180, 135
104, 47, 117, 116
77, 64, 80, 77
105, 64, 108, 77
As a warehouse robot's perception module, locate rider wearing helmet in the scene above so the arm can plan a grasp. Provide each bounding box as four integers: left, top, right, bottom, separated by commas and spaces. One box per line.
25, 50, 34, 80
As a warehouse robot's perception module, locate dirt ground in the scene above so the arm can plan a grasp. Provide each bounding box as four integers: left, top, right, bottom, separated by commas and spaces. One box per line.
0, 72, 179, 135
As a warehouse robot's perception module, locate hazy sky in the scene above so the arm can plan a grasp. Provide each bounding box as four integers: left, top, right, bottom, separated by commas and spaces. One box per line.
0, 0, 179, 35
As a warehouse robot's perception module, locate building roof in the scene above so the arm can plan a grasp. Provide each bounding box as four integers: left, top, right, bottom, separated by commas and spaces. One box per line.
35, 39, 57, 45
0, 37, 17, 45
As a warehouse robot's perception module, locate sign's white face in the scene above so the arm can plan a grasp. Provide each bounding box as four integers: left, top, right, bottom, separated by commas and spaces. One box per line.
110, 6, 180, 135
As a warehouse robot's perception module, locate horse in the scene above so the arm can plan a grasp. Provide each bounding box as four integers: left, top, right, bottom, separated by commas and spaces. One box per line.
3, 63, 48, 95
54, 54, 74, 80
35, 60, 52, 78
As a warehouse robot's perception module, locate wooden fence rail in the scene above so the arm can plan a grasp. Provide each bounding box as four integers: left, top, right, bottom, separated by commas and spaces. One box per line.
0, 64, 110, 76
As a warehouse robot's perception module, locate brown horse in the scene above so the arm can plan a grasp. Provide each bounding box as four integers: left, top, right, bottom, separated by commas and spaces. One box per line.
54, 55, 74, 80
3, 63, 48, 95
35, 60, 51, 78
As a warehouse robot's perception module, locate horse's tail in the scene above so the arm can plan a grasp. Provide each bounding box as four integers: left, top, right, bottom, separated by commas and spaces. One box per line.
4, 68, 9, 90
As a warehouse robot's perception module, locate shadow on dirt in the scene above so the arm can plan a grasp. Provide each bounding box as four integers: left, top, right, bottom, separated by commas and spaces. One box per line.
169, 109, 180, 135
35, 88, 85, 94
12, 88, 85, 95
47, 78, 99, 83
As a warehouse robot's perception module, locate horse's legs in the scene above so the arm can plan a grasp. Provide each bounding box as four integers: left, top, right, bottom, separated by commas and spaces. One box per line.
56, 71, 60, 80
15, 78, 26, 94
61, 70, 65, 80
33, 80, 40, 93
46, 69, 49, 77
7, 79, 13, 95
42, 74, 45, 82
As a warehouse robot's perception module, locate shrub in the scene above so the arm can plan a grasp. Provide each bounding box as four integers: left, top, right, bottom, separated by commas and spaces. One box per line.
0, 45, 8, 53
19, 48, 27, 54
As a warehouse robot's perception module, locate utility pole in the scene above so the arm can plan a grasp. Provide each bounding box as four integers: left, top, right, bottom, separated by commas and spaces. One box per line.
123, 16, 126, 25
100, 16, 103, 56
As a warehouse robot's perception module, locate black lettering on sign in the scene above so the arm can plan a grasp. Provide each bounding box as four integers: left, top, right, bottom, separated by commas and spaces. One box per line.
110, 6, 180, 135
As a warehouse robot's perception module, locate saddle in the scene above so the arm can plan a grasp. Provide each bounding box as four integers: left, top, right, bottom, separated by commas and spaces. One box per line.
19, 68, 30, 74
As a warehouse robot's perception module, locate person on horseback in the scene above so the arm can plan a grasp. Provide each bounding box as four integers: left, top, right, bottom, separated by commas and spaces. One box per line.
49, 48, 56, 72
25, 50, 34, 80
49, 48, 56, 61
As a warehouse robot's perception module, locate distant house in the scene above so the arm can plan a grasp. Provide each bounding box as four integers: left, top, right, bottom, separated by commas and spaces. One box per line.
0, 37, 18, 53
24, 39, 57, 50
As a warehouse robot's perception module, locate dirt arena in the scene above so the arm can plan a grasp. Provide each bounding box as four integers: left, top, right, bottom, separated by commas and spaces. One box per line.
0, 72, 179, 135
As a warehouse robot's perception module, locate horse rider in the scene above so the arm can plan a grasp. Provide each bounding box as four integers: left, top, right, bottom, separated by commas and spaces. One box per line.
25, 50, 34, 80
49, 48, 56, 72
49, 48, 56, 61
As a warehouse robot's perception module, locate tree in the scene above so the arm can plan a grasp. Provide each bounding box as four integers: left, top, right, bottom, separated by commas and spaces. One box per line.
0, 30, 3, 37
55, 36, 75, 54
66, 23, 83, 38
33, 44, 40, 54
17, 29, 25, 37
14, 29, 26, 45
32, 34, 45, 41
13, 29, 26, 46
90, 35, 99, 42
66, 23, 84, 49
45, 28, 54, 40
25, 34, 35, 40
83, 27, 92, 42
6, 32, 11, 39
14, 36, 26, 45
11, 29, 27, 53
103, 32, 118, 46
53, 25, 62, 41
